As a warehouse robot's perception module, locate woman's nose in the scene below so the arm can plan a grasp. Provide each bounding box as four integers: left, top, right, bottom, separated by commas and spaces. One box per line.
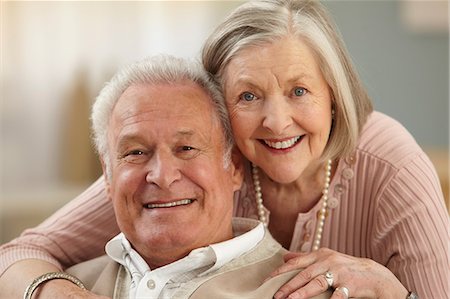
261, 97, 293, 135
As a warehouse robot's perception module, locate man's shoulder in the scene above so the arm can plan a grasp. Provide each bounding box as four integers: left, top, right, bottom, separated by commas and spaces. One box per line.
188, 222, 331, 299
189, 245, 330, 299
66, 255, 119, 296
66, 255, 114, 277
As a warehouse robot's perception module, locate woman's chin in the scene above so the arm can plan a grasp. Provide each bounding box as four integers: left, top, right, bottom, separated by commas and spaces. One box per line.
261, 167, 304, 184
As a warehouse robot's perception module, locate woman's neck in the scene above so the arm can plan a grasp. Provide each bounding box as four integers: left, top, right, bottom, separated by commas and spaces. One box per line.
259, 160, 327, 213
255, 159, 335, 249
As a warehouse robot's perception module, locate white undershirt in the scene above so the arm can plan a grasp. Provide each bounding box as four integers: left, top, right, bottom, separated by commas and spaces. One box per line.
105, 219, 264, 299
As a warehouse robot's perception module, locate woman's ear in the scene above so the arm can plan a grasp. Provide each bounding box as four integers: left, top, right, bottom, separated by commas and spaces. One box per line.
229, 147, 245, 192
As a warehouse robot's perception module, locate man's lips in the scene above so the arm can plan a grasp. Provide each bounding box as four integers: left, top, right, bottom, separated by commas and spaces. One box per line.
144, 199, 194, 209
260, 135, 303, 150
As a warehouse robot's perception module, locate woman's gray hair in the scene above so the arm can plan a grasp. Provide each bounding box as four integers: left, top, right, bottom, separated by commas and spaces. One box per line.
92, 55, 234, 174
202, 0, 373, 161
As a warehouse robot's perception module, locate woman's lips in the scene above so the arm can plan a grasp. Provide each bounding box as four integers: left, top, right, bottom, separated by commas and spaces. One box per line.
260, 135, 303, 150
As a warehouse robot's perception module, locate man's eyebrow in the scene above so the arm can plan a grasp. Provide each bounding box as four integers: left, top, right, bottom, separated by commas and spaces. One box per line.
175, 130, 196, 138
115, 134, 143, 149
116, 130, 196, 146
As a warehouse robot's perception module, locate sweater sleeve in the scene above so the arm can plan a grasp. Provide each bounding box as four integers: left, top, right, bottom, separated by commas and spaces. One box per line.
372, 152, 450, 298
0, 176, 119, 275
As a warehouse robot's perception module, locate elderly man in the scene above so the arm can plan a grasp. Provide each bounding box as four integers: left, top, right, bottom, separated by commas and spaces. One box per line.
22, 55, 330, 299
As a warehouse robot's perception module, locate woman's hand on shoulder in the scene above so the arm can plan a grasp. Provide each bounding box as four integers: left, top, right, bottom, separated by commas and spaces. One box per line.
267, 248, 408, 299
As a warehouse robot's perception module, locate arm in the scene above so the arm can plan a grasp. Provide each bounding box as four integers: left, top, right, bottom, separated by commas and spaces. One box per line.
373, 153, 450, 298
267, 152, 449, 298
0, 176, 119, 298
0, 259, 108, 299
0, 259, 59, 299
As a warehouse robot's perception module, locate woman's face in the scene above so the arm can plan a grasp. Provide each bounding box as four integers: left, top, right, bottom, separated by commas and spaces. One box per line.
223, 36, 333, 184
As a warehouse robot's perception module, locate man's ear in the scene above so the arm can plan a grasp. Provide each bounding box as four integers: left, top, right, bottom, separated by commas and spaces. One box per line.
229, 147, 245, 192
100, 158, 113, 201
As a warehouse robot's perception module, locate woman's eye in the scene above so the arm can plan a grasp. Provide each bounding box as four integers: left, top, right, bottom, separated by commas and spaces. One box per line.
293, 87, 307, 97
239, 92, 257, 102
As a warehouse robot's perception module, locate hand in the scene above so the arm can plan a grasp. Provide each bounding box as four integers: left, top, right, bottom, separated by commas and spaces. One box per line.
37, 279, 111, 299
268, 248, 408, 299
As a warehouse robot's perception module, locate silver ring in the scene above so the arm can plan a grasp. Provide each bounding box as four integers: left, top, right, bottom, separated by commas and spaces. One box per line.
324, 271, 334, 288
336, 286, 349, 299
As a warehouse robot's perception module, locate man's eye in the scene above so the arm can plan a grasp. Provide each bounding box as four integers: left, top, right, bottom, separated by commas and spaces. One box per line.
123, 150, 147, 163
293, 87, 307, 97
128, 150, 144, 156
177, 145, 199, 160
239, 92, 257, 102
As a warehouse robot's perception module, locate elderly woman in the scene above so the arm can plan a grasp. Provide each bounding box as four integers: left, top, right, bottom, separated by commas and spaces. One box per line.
0, 1, 448, 299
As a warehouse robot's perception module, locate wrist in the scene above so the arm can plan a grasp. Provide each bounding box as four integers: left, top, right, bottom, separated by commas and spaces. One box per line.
24, 272, 86, 299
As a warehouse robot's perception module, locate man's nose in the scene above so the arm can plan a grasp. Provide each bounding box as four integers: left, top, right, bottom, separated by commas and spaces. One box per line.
261, 97, 293, 135
145, 152, 181, 188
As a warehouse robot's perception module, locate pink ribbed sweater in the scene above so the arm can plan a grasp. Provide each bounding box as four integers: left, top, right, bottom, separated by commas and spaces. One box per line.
1, 112, 448, 298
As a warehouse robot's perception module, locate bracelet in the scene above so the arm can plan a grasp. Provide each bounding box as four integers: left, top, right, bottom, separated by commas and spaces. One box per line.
406, 291, 419, 299
23, 272, 86, 299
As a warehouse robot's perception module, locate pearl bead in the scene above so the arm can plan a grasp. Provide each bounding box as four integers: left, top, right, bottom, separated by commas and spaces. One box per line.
252, 159, 332, 252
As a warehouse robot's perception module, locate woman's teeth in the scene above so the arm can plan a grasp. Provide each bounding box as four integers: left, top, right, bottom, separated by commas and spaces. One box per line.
146, 199, 193, 209
264, 136, 301, 149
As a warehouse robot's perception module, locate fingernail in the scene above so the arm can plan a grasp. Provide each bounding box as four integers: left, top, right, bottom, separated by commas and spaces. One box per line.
287, 294, 301, 299
274, 291, 284, 299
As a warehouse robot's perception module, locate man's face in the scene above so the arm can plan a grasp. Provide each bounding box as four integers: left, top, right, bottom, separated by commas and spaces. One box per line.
104, 81, 242, 268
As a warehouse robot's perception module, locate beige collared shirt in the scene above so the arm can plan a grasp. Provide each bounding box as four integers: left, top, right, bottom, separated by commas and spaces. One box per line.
105, 221, 264, 299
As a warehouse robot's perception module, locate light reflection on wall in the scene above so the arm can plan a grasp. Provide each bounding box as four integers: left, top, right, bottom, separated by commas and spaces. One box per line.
1, 1, 243, 194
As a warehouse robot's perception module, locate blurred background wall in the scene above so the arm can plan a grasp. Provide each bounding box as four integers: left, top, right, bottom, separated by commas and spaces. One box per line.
1, 0, 448, 244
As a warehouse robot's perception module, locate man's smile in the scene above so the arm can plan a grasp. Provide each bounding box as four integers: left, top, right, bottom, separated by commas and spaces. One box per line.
144, 199, 195, 209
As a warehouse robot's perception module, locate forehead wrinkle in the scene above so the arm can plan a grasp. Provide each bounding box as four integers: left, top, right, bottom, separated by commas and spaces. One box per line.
175, 130, 195, 137
271, 72, 282, 90
286, 73, 314, 85
232, 59, 313, 84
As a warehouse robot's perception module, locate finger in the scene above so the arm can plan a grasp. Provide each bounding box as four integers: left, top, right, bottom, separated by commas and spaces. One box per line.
281, 273, 330, 299
272, 271, 316, 298
283, 252, 307, 262
330, 286, 350, 299
269, 254, 317, 278
273, 264, 332, 299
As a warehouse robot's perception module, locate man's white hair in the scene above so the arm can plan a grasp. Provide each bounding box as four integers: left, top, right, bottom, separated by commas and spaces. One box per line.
91, 55, 234, 176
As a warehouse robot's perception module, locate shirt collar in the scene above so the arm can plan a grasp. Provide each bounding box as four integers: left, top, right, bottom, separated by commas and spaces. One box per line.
202, 218, 264, 275
105, 218, 265, 276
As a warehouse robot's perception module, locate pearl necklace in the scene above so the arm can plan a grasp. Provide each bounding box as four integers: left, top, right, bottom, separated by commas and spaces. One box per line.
251, 159, 332, 251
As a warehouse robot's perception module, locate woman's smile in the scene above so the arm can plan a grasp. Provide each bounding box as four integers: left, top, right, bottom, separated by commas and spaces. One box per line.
223, 36, 332, 183
260, 135, 303, 151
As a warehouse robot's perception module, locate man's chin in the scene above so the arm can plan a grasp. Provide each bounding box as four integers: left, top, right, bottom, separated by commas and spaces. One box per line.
130, 231, 203, 264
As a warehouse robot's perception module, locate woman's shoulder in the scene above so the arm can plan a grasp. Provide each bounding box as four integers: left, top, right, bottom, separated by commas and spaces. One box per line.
355, 111, 424, 169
